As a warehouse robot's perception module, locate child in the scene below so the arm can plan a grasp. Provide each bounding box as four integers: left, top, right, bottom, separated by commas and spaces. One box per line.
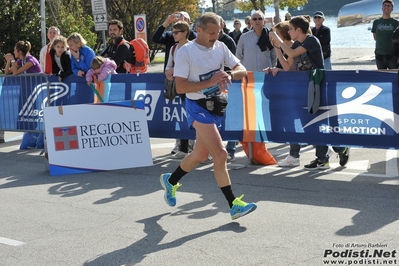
50, 35, 72, 81
86, 56, 117, 86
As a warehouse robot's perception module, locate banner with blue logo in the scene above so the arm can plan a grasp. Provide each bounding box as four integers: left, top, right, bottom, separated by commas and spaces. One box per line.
0, 71, 398, 149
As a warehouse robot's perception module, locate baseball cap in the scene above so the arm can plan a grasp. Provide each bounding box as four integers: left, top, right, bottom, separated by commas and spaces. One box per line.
313, 11, 325, 18
383, 0, 394, 6
180, 11, 190, 21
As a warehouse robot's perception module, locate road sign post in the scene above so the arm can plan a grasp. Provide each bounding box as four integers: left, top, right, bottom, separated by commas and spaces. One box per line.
91, 0, 108, 50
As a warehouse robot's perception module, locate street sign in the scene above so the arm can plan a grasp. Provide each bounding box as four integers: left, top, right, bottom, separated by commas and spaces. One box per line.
134, 15, 147, 43
94, 13, 107, 23
91, 0, 107, 14
95, 23, 108, 31
91, 0, 107, 32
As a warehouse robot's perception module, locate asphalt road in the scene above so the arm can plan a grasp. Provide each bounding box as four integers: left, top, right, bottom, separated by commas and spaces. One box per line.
0, 135, 398, 266
1, 48, 398, 266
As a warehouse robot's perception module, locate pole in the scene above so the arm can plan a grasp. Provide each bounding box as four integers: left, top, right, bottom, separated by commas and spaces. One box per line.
274, 0, 280, 24
273, 0, 280, 24
212, 0, 216, 13
40, 0, 46, 47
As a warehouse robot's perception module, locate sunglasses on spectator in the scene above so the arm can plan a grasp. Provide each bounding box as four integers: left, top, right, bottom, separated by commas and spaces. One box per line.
234, 22, 240, 25
252, 17, 263, 21
172, 31, 184, 35
314, 16, 323, 19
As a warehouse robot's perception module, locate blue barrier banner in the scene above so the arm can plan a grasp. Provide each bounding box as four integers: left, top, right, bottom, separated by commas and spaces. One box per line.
0, 75, 49, 131
0, 71, 398, 149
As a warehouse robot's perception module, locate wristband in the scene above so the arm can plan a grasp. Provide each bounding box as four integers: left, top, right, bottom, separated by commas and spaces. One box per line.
11, 60, 15, 63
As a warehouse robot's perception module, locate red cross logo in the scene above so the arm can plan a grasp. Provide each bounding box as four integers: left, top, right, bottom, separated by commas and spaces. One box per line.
53, 126, 79, 151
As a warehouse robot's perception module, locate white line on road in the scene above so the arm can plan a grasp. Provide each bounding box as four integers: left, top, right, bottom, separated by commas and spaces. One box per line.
0, 237, 25, 246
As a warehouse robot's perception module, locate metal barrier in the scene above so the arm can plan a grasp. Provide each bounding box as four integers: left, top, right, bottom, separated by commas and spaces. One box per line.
0, 73, 50, 133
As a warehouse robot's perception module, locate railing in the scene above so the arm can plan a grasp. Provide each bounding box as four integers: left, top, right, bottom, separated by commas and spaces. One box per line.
0, 73, 50, 133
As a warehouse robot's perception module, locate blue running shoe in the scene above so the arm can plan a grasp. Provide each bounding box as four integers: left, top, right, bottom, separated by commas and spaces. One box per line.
160, 173, 182, 207
230, 194, 257, 220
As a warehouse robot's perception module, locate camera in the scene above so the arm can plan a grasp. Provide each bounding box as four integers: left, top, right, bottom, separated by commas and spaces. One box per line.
175, 14, 181, 18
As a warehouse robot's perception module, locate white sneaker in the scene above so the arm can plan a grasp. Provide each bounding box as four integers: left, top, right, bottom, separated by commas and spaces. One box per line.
278, 155, 300, 167
171, 139, 180, 154
172, 151, 188, 159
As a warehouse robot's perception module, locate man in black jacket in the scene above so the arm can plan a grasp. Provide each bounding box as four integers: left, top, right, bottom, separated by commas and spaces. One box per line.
100, 19, 134, 73
311, 11, 332, 69
152, 11, 197, 71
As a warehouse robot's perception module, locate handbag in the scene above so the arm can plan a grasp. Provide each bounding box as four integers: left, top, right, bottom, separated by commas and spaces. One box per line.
164, 77, 177, 100
164, 44, 178, 100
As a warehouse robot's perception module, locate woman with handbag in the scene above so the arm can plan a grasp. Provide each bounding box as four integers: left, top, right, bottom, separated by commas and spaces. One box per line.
164, 21, 192, 159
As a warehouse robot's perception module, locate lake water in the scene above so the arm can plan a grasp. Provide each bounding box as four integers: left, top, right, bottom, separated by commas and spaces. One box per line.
225, 16, 374, 48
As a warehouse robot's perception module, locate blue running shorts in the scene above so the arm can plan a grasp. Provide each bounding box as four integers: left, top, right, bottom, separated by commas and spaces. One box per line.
185, 98, 223, 130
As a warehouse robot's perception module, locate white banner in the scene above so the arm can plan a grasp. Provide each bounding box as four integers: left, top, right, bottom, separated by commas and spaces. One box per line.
44, 101, 153, 176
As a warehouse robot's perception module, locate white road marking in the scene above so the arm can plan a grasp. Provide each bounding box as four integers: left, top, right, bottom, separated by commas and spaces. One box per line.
0, 237, 25, 246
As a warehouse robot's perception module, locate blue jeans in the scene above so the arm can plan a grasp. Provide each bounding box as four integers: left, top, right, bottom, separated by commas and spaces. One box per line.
324, 57, 332, 70
226, 141, 237, 155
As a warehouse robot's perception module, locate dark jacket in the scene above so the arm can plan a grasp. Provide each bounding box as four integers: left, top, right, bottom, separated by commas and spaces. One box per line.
219, 33, 237, 71
228, 30, 242, 44
151, 25, 197, 70
50, 49, 72, 80
100, 36, 134, 73
311, 25, 331, 59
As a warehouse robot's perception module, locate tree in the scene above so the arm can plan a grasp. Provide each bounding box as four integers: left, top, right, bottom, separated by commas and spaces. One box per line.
236, 0, 308, 14
46, 0, 97, 48
0, 0, 42, 68
105, 0, 200, 60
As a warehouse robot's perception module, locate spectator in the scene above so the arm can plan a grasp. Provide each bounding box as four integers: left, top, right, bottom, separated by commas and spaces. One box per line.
269, 16, 350, 169
164, 21, 191, 159
312, 11, 332, 69
152, 11, 197, 71
228, 19, 242, 44
160, 12, 257, 220
152, 11, 197, 155
242, 16, 252, 33
40, 26, 60, 74
50, 35, 72, 81
100, 19, 135, 73
236, 10, 277, 71
67, 33, 95, 77
285, 12, 292, 21
4, 41, 41, 75
219, 16, 239, 162
264, 21, 295, 76
4, 41, 42, 149
371, 0, 399, 69
86, 56, 117, 86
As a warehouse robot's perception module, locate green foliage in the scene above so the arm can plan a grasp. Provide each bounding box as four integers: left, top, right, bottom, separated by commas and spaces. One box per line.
236, 0, 308, 13
0, 0, 42, 67
0, 0, 204, 68
105, 0, 200, 60
46, 0, 97, 48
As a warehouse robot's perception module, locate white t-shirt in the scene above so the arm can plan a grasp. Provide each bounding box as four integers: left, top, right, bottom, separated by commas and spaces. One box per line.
173, 40, 240, 100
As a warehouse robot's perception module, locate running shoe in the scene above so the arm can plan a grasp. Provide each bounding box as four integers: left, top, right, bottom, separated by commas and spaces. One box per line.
278, 155, 300, 167
230, 194, 257, 220
304, 159, 330, 170
160, 173, 182, 207
339, 148, 350, 166
171, 139, 180, 154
